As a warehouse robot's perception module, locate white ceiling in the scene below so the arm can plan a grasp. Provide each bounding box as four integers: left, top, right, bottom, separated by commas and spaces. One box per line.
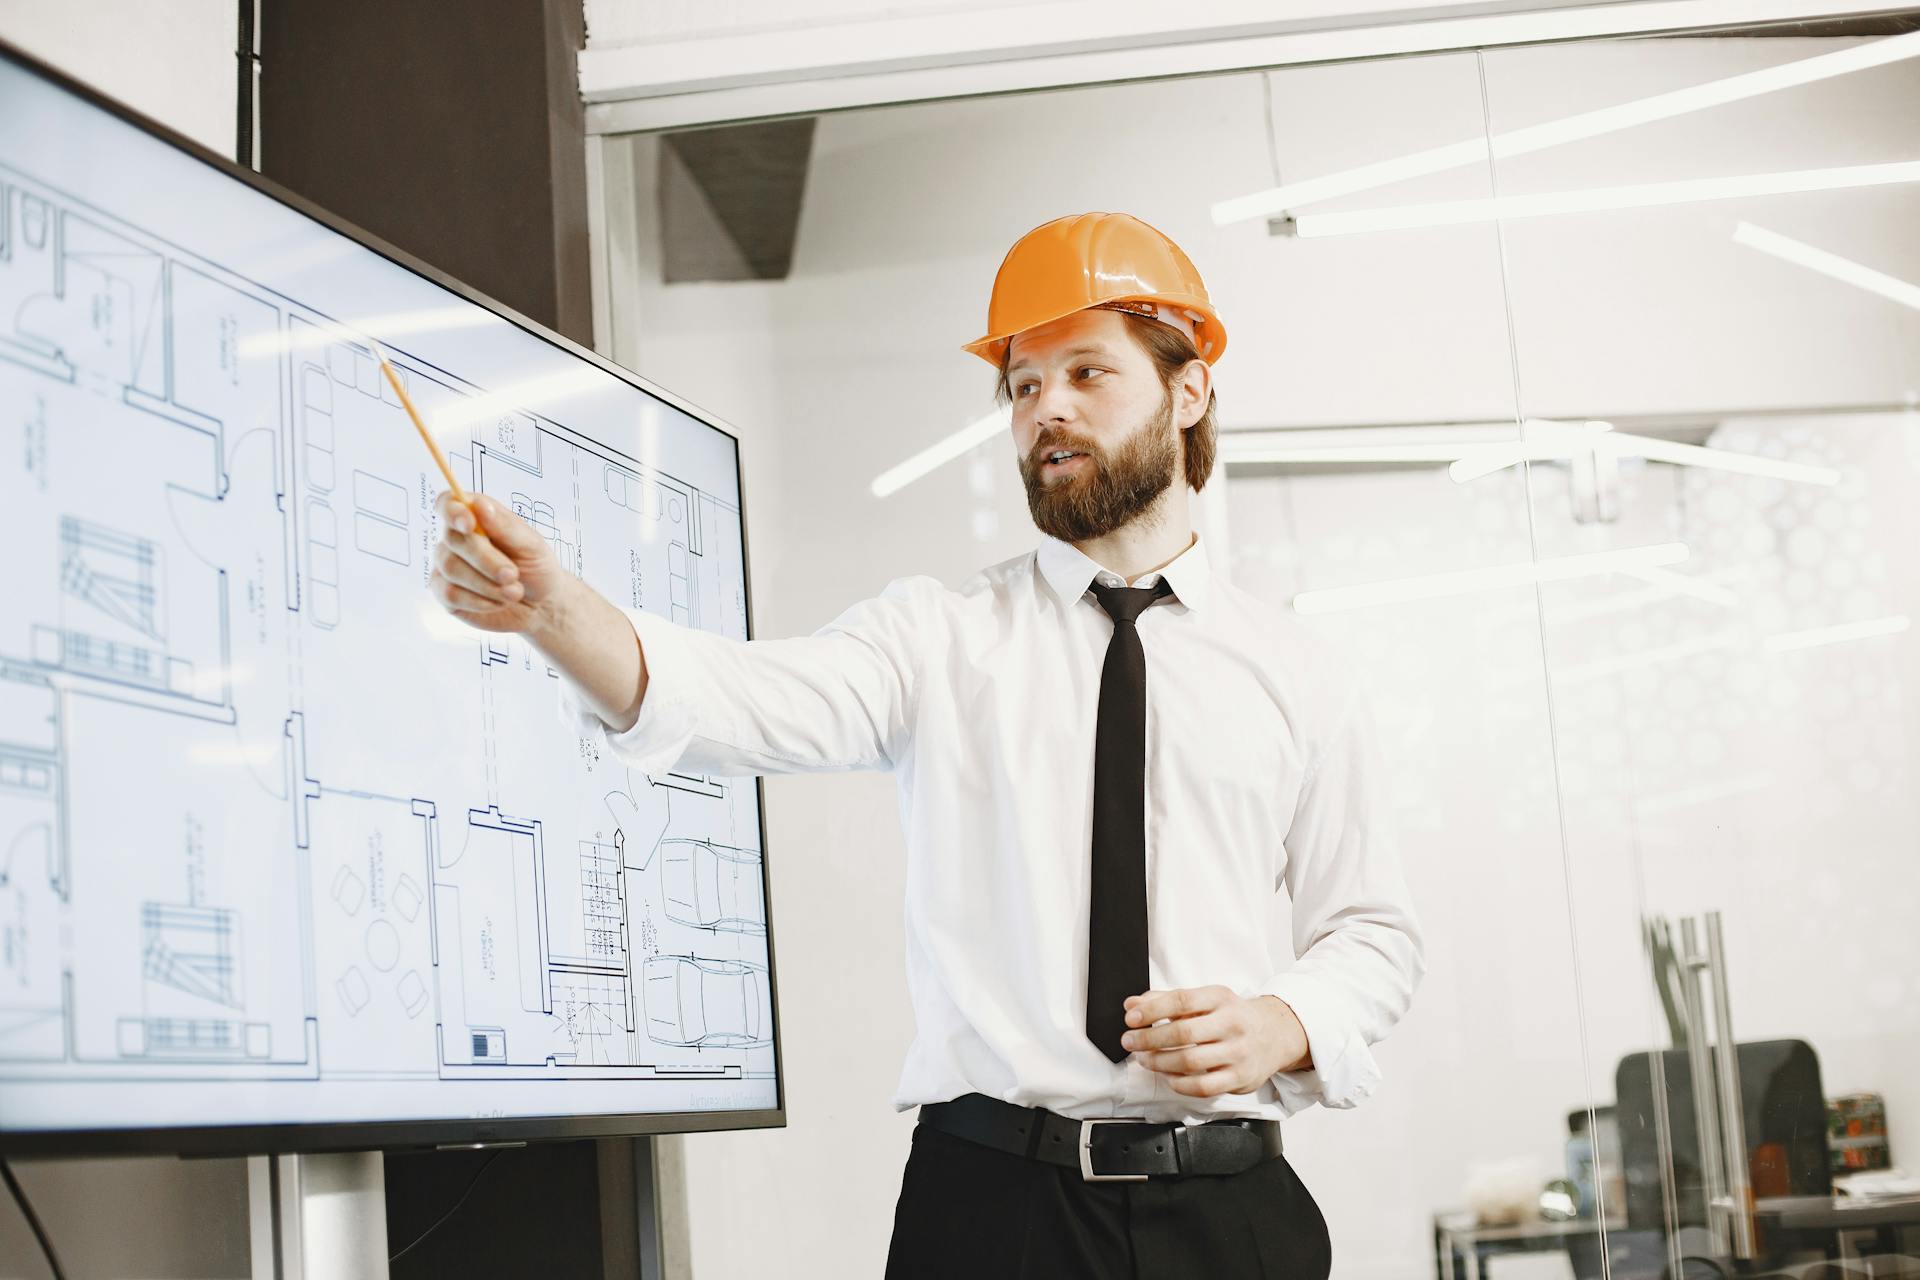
576, 0, 1917, 130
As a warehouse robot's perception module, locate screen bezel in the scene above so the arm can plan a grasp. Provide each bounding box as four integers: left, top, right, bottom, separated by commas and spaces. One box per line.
0, 36, 786, 1158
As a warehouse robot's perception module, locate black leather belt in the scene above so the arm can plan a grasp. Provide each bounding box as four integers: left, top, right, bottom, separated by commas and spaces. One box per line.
917, 1092, 1283, 1181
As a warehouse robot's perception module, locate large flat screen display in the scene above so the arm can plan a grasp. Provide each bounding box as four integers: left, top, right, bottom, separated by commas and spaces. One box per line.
0, 41, 780, 1153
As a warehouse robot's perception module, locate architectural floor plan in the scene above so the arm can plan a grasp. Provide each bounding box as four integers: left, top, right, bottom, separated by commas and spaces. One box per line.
0, 116, 775, 1133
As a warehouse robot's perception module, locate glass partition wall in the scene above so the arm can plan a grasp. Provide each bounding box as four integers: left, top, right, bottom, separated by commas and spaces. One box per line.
1212, 50, 1594, 1280
1479, 26, 1920, 1280
592, 16, 1920, 1278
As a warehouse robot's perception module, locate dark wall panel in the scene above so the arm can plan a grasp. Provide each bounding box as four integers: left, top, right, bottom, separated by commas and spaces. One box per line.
386, 1143, 603, 1278
260, 0, 591, 344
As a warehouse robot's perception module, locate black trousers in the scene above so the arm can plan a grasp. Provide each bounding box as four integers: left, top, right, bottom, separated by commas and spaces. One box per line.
883, 1119, 1334, 1279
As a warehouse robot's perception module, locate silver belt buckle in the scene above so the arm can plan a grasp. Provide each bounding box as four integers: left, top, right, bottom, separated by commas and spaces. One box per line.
1079, 1118, 1150, 1182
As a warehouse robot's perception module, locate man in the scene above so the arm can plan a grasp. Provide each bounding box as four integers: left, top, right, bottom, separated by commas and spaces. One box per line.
428, 211, 1425, 1278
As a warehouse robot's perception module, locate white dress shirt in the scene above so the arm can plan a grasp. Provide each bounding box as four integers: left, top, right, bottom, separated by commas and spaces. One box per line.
557, 533, 1425, 1126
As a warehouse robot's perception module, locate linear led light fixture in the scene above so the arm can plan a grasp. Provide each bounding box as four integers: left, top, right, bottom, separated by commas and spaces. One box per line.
1764, 614, 1910, 652
1288, 160, 1920, 238
1617, 565, 1739, 607
1733, 221, 1920, 312
1447, 420, 1613, 482
1291, 541, 1688, 615
1483, 565, 1752, 633
431, 367, 609, 432
1447, 419, 1842, 486
1548, 613, 1909, 682
1508, 609, 1906, 689
871, 407, 1012, 498
1220, 421, 1546, 465
1223, 420, 1839, 487
238, 306, 502, 358
416, 598, 489, 647
187, 741, 284, 767
1210, 29, 1920, 225
1550, 627, 1748, 685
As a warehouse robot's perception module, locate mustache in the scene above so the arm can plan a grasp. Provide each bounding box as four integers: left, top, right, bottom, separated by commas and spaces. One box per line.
1023, 429, 1104, 469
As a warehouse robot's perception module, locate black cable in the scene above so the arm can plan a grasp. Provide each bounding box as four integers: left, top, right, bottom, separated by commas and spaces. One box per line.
0, 1156, 69, 1280
234, 0, 258, 169
387, 1149, 504, 1265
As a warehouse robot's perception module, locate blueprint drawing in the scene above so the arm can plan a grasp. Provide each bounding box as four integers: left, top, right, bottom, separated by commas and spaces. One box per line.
0, 110, 775, 1132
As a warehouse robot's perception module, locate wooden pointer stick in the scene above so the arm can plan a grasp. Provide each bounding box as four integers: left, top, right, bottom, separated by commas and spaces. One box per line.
370, 338, 467, 504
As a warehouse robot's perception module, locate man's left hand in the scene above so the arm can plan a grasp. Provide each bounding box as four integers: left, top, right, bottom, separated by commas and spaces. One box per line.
1121, 986, 1313, 1097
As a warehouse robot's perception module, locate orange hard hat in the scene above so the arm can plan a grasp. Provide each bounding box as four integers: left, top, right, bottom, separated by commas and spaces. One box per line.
962, 211, 1226, 368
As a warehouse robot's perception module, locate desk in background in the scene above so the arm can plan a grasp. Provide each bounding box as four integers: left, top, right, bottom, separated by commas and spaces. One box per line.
1433, 1196, 1920, 1280
1755, 1193, 1920, 1271
1433, 1211, 1622, 1280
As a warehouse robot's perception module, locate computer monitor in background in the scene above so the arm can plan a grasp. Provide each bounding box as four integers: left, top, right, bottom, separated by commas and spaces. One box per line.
1615, 1039, 1831, 1232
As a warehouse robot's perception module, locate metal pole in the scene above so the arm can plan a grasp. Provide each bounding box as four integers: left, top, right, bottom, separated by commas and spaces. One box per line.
1705, 913, 1758, 1260
1679, 917, 1730, 1257
246, 1155, 283, 1279
253, 1151, 388, 1280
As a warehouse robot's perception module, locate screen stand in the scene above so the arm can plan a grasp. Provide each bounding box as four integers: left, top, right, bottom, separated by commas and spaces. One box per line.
249, 1152, 390, 1279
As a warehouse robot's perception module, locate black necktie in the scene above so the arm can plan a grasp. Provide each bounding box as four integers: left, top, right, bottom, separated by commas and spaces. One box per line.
1085, 576, 1171, 1062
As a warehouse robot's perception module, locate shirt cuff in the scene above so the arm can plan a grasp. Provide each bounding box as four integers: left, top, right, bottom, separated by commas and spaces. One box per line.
552, 607, 702, 776
1250, 971, 1383, 1115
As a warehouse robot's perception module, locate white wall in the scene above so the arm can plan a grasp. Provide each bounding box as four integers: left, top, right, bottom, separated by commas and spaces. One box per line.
0, 6, 252, 1277
599, 34, 1920, 1279
0, 1, 236, 157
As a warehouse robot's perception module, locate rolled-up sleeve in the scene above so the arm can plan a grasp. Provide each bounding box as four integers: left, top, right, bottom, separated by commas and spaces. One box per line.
1253, 684, 1425, 1117
555, 575, 942, 777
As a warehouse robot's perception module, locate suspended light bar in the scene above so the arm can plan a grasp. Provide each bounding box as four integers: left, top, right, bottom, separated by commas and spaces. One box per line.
1486, 566, 1752, 633
1624, 432, 1842, 484
1219, 421, 1544, 466
431, 367, 609, 432
238, 306, 502, 358
1224, 420, 1839, 487
1291, 541, 1688, 615
1446, 421, 1612, 483
1550, 628, 1747, 684
1553, 614, 1910, 681
1210, 29, 1920, 225
1733, 221, 1920, 312
1765, 614, 1911, 652
1445, 419, 1841, 487
871, 407, 1012, 498
1617, 565, 1740, 607
1289, 161, 1920, 238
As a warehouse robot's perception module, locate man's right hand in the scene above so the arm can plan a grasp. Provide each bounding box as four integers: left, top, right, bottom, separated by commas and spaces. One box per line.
431, 490, 567, 634
432, 489, 649, 732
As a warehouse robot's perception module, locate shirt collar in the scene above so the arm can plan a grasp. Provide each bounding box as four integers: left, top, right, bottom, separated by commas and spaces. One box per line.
1035, 532, 1211, 612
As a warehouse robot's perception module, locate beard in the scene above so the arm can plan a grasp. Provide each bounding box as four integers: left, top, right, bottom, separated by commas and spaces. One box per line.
1018, 387, 1179, 544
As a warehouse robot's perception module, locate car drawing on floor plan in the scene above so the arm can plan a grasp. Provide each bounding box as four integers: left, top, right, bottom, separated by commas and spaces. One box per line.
659, 838, 766, 936
640, 955, 772, 1048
